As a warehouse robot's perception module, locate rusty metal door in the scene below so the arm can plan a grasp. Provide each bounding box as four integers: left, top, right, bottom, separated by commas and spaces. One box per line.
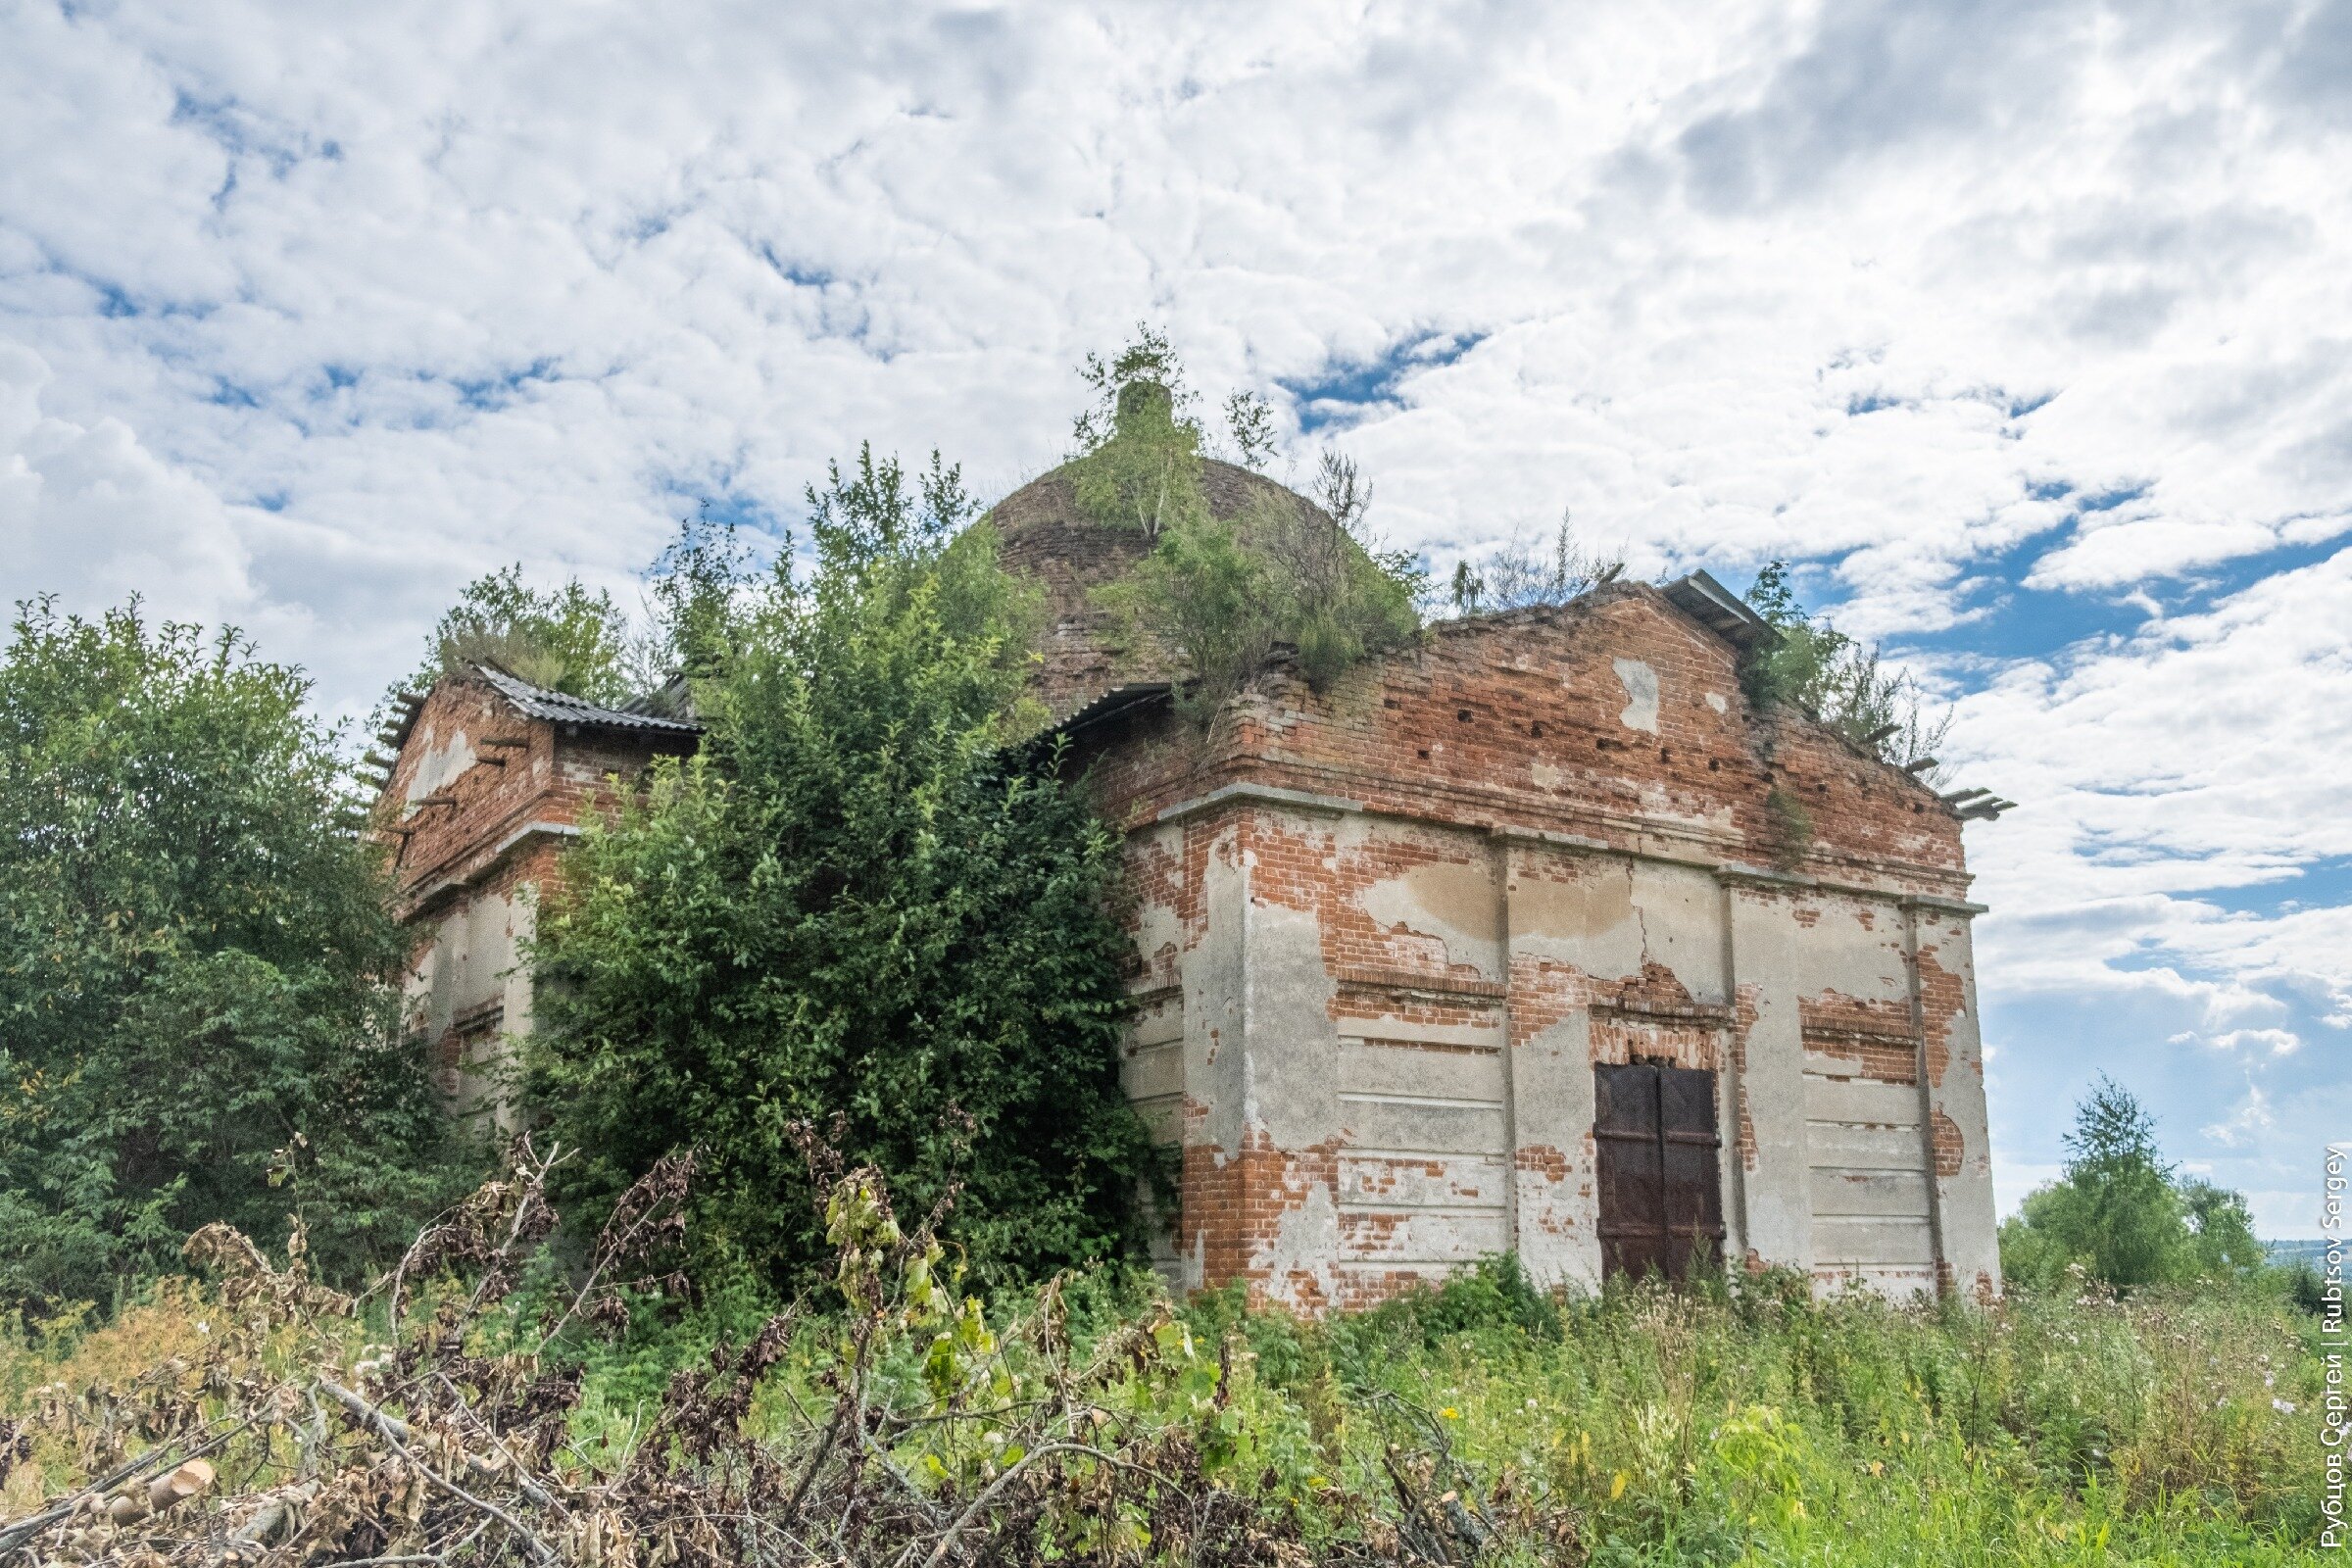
1595, 1062, 1725, 1282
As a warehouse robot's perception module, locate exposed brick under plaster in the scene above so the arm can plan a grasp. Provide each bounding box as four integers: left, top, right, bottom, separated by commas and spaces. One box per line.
376, 575, 2002, 1312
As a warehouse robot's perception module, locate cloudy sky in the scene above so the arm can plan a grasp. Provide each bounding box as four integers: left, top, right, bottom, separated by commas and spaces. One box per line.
3, 0, 2346, 1233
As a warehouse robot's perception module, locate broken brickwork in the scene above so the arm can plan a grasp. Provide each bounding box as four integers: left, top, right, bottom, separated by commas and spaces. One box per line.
373, 671, 696, 1124
372, 462, 2004, 1313
1054, 571, 2001, 1311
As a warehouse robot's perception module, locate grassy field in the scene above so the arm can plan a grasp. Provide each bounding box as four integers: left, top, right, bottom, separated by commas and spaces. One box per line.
0, 1175, 2328, 1564
1175, 1261, 2326, 1564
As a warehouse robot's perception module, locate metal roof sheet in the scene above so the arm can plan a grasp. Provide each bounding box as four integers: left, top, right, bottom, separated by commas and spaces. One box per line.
1659, 569, 1771, 648
475, 664, 705, 734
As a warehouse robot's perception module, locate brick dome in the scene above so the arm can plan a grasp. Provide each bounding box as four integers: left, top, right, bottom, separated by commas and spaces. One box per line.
989, 458, 1326, 723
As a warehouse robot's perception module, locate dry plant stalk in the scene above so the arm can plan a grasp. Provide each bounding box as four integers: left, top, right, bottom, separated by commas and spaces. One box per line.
3, 1124, 1517, 1567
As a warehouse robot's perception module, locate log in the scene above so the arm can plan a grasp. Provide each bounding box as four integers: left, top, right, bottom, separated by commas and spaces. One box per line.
106, 1456, 214, 1524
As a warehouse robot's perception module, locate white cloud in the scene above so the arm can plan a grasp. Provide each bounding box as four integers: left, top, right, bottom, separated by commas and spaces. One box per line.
1, 0, 2347, 1217
2207, 1029, 2304, 1058
0, 341, 256, 626
2202, 1082, 2277, 1148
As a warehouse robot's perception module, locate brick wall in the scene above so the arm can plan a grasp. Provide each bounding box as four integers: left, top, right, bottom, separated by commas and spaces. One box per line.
376, 677, 688, 1118
1074, 584, 1985, 1309
1073, 583, 1967, 897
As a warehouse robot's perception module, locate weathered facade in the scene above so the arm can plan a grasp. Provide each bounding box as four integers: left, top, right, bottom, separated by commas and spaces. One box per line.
373, 667, 698, 1119
374, 458, 2003, 1309
996, 462, 2003, 1309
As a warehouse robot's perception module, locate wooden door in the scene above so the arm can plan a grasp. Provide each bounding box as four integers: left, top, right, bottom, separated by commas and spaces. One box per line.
1595, 1062, 1725, 1282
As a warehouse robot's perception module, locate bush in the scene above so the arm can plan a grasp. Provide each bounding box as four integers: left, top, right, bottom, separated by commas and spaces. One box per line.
526, 448, 1161, 1291
1070, 330, 1424, 718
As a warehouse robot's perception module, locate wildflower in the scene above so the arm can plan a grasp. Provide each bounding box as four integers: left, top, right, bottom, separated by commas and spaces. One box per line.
2275, 1398, 2297, 1415
1441, 1407, 1460, 1420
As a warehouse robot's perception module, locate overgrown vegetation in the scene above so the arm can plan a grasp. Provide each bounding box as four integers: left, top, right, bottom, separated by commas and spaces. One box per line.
397, 565, 639, 706
1446, 515, 1623, 616
2000, 1077, 2266, 1293
1070, 328, 1425, 717
390, 506, 751, 715
525, 446, 1159, 1291
0, 1149, 2326, 1566
0, 600, 477, 1315
1740, 562, 1951, 770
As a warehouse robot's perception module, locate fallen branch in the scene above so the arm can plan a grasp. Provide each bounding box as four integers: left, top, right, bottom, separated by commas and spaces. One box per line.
318, 1380, 555, 1564
106, 1456, 214, 1524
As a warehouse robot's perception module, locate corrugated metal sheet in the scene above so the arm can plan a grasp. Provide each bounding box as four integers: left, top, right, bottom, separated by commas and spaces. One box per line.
475, 664, 704, 734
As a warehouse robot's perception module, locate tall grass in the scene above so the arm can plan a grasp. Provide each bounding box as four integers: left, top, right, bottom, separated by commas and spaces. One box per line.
1171, 1258, 2325, 1563
1, 1229, 2324, 1564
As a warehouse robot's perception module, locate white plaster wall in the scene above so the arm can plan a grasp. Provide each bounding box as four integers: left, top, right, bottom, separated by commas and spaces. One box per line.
1917, 907, 2001, 1296
1147, 792, 1991, 1307
1240, 807, 1345, 1306
404, 885, 529, 1124
1502, 845, 1738, 1291
1180, 814, 1250, 1293
402, 725, 477, 807
1727, 886, 1816, 1271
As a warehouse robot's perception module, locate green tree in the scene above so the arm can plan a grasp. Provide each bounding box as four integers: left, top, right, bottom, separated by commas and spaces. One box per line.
525, 447, 1159, 1288
400, 564, 636, 705
1998, 1076, 2263, 1292
2180, 1177, 2266, 1278
0, 600, 474, 1310
1073, 332, 1422, 716
643, 507, 752, 678
1068, 327, 1211, 541
1741, 562, 1949, 769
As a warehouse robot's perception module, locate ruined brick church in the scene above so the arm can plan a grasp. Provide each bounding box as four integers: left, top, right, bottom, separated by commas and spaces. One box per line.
374, 458, 2003, 1310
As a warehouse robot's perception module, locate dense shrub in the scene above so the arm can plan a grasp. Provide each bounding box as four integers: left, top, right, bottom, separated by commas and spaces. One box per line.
525, 448, 1160, 1290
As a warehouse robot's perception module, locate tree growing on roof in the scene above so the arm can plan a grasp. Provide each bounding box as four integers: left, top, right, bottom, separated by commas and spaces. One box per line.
1740, 561, 1952, 770
1070, 329, 1424, 719
524, 446, 1159, 1287
1446, 513, 1624, 616
0, 599, 476, 1311
398, 564, 637, 707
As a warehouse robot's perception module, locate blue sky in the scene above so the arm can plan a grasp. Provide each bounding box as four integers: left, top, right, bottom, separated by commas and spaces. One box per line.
1, 0, 2345, 1233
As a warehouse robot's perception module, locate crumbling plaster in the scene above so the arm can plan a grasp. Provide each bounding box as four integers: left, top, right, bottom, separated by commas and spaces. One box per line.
1087, 583, 2001, 1312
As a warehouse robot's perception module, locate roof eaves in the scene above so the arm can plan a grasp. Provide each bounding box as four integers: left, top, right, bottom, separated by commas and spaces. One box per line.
474, 664, 705, 735
1660, 569, 1771, 648
1018, 682, 1175, 756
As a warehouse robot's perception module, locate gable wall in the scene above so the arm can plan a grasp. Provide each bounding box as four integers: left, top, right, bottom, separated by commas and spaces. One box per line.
1078, 586, 1965, 896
